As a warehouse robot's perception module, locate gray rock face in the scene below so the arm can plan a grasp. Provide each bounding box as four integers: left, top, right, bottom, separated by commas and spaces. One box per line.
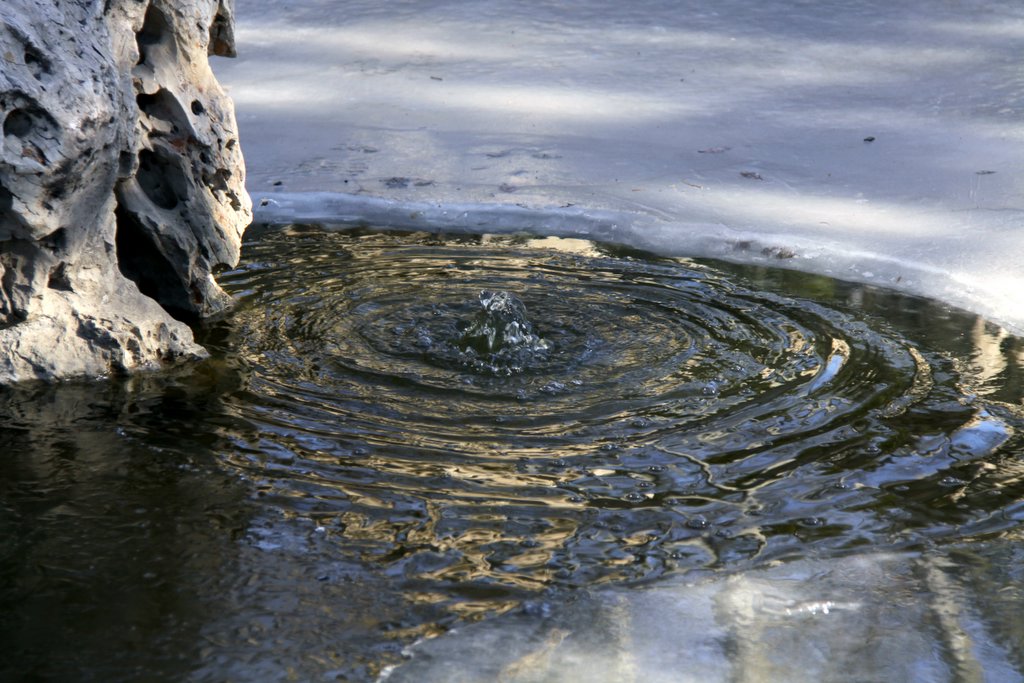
0, 0, 251, 382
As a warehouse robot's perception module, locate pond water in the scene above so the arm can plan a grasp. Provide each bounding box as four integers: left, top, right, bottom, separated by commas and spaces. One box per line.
3, 227, 1024, 681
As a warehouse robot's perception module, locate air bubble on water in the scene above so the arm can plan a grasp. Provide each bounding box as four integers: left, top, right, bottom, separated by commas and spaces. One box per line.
686, 515, 709, 529
540, 381, 566, 394
520, 600, 553, 618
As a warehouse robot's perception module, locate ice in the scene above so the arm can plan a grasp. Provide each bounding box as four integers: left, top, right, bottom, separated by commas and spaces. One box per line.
215, 0, 1024, 332
380, 549, 1024, 682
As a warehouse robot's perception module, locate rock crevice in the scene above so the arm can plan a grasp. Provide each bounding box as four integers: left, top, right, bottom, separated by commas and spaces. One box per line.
0, 0, 251, 382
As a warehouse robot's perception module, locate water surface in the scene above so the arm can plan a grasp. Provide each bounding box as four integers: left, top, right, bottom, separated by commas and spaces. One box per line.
2, 227, 1023, 680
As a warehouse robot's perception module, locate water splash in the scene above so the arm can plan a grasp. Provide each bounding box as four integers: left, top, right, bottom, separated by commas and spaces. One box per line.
457, 290, 551, 375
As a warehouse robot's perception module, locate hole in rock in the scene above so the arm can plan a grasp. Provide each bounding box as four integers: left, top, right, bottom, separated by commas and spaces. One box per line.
2, 104, 57, 166
135, 3, 175, 66
0, 253, 27, 329
47, 262, 73, 292
208, 9, 236, 57
191, 100, 205, 115
23, 44, 51, 78
136, 89, 190, 135
118, 150, 135, 176
41, 228, 67, 252
137, 148, 187, 210
114, 203, 193, 321
4, 109, 35, 139
202, 168, 231, 194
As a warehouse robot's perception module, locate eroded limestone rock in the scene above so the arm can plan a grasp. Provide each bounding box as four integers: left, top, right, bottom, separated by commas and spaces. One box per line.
0, 0, 251, 382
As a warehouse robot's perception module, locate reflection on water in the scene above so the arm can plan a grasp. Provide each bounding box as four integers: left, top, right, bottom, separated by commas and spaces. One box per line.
1, 227, 1023, 681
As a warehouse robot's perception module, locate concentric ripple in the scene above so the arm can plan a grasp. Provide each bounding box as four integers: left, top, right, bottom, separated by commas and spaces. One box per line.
212, 226, 1024, 597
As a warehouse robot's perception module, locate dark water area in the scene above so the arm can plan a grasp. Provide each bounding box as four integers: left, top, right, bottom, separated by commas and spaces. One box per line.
3, 226, 1024, 681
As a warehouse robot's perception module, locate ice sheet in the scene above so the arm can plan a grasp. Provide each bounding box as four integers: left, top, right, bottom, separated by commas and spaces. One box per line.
379, 548, 1024, 682
215, 0, 1024, 331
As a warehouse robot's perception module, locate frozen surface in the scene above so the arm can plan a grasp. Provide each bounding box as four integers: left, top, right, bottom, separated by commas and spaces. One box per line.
215, 0, 1024, 331
381, 547, 1024, 682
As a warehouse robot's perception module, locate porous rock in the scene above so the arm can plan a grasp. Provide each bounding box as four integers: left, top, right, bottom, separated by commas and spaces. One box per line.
0, 0, 251, 382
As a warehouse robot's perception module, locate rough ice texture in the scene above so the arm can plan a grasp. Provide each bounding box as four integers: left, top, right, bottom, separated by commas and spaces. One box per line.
0, 0, 251, 383
216, 0, 1024, 334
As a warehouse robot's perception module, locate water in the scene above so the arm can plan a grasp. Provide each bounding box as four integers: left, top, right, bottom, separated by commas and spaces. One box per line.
3, 226, 1024, 681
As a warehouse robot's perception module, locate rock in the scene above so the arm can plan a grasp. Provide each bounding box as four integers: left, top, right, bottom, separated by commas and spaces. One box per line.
0, 0, 251, 382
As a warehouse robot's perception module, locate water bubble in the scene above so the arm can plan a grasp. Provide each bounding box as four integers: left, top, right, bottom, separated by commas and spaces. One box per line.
686, 515, 709, 529
540, 381, 566, 395
520, 601, 553, 618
